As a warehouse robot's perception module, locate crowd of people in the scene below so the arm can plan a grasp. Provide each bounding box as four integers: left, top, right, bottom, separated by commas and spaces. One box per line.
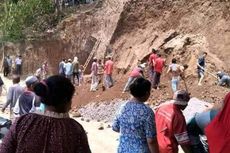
2, 55, 22, 77
58, 57, 84, 86
113, 77, 230, 153
89, 55, 114, 91
0, 49, 229, 153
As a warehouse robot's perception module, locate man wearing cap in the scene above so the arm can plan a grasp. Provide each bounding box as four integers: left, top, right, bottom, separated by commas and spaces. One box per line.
13, 76, 39, 117
104, 56, 114, 88
1, 75, 24, 114
122, 65, 144, 93
155, 90, 192, 153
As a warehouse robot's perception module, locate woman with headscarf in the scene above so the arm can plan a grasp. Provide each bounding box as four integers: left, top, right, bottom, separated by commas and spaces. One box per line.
205, 92, 230, 153
0, 75, 91, 153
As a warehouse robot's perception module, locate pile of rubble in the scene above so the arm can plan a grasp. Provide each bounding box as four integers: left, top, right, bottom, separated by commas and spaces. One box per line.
77, 99, 126, 123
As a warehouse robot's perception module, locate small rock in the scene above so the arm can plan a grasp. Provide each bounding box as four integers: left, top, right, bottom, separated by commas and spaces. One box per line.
72, 112, 82, 118
81, 118, 84, 121
107, 124, 111, 128
86, 119, 90, 122
98, 123, 104, 130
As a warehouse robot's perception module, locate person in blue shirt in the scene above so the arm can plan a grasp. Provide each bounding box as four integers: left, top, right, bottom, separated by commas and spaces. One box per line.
112, 77, 159, 153
197, 52, 207, 86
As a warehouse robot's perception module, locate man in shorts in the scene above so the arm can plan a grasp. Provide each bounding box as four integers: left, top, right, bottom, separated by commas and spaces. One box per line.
197, 52, 208, 86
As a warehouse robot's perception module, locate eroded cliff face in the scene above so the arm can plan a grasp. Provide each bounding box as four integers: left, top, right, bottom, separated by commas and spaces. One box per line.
1, 0, 128, 74
111, 0, 230, 76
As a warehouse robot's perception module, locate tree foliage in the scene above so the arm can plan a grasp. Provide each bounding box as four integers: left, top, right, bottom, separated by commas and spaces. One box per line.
0, 0, 54, 41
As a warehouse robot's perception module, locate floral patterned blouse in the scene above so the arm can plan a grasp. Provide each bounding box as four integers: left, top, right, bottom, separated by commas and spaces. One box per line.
0, 112, 91, 153
112, 100, 156, 153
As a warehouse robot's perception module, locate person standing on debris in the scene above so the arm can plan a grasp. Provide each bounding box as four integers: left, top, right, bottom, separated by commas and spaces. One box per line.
72, 57, 80, 85
90, 57, 98, 91
104, 56, 114, 88
216, 71, 230, 87
152, 54, 165, 89
197, 52, 208, 86
113, 77, 159, 153
155, 90, 191, 153
64, 59, 73, 80
0, 75, 91, 153
148, 48, 158, 85
1, 75, 24, 114
13, 76, 40, 117
167, 58, 185, 93
15, 55, 23, 75
59, 59, 66, 76
3, 56, 10, 77
122, 65, 144, 93
97, 59, 104, 90
205, 92, 230, 153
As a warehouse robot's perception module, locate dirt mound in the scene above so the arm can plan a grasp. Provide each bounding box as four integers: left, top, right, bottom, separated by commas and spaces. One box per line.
72, 0, 230, 106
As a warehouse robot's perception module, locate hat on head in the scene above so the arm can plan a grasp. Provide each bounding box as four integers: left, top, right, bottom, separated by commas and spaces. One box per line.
25, 76, 38, 86
68, 59, 72, 62
173, 90, 190, 106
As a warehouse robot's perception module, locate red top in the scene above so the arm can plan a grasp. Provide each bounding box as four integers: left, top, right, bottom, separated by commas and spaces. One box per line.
130, 67, 142, 77
155, 103, 190, 153
205, 92, 230, 153
148, 53, 158, 65
104, 60, 113, 75
154, 57, 165, 73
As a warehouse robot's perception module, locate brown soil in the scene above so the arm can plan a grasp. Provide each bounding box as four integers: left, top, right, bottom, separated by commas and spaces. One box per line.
72, 70, 229, 109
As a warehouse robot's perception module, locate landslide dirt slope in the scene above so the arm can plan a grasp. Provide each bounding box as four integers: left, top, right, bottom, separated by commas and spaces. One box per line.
73, 0, 230, 107
1, 0, 229, 106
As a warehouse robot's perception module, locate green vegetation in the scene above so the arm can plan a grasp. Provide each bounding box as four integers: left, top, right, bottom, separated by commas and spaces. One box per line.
0, 0, 55, 41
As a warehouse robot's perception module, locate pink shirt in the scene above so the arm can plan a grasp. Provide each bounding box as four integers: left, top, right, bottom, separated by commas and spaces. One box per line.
149, 53, 157, 65
130, 67, 142, 77
154, 57, 165, 73
104, 60, 113, 75
91, 62, 98, 75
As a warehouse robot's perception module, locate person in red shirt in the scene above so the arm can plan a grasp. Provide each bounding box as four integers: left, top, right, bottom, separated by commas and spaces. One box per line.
153, 54, 165, 89
148, 49, 158, 84
104, 56, 114, 88
155, 90, 192, 153
122, 65, 144, 93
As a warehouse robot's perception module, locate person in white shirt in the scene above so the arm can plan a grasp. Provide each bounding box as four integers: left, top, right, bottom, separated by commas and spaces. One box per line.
15, 55, 22, 75
64, 59, 73, 80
